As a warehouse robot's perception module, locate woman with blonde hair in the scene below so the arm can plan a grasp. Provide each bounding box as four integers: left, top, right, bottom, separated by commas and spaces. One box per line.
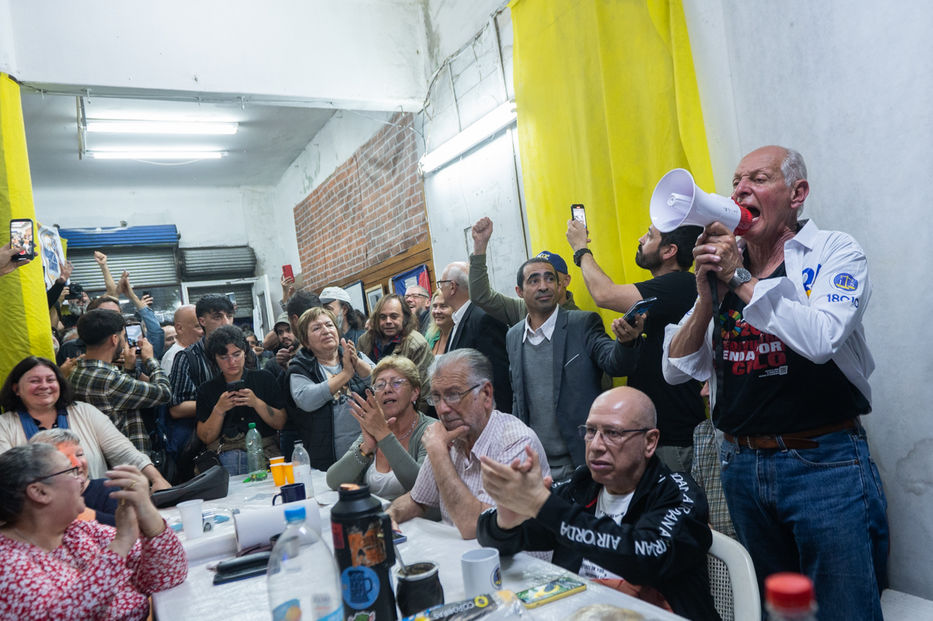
326, 355, 431, 500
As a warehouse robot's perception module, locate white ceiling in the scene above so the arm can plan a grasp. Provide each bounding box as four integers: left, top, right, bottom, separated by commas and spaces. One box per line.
21, 92, 335, 189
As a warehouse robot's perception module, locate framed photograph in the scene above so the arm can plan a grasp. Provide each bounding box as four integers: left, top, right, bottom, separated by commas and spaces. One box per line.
391, 264, 430, 297
344, 280, 366, 314
365, 283, 385, 314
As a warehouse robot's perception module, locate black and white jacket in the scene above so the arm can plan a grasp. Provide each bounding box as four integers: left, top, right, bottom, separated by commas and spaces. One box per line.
477, 456, 720, 620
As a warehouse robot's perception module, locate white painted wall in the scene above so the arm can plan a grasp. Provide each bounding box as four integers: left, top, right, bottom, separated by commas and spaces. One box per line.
33, 186, 249, 246
0, 0, 16, 76
5, 0, 426, 111
684, 0, 933, 599
420, 7, 528, 294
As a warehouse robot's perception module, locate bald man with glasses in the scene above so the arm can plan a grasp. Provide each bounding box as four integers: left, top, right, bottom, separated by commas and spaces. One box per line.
403, 285, 432, 334
477, 386, 718, 620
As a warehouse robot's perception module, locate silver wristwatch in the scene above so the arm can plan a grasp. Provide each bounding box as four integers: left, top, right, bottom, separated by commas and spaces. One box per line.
728, 267, 752, 290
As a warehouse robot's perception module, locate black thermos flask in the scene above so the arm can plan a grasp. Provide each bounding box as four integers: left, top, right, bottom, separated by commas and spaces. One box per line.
330, 483, 398, 620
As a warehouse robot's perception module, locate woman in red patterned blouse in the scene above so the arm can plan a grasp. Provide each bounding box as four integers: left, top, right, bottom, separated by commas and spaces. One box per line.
0, 443, 187, 620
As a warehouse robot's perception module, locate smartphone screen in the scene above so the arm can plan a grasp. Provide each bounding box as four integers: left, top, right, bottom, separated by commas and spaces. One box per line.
125, 324, 143, 345
9, 219, 35, 261
623, 296, 658, 325
282, 264, 294, 280
571, 204, 586, 227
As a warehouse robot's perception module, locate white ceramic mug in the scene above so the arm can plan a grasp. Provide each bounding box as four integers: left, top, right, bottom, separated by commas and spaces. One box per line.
461, 547, 502, 598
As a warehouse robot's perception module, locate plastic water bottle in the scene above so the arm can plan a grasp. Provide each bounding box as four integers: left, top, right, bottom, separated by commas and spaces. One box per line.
765, 572, 818, 620
291, 440, 314, 496
245, 422, 265, 475
268, 506, 342, 621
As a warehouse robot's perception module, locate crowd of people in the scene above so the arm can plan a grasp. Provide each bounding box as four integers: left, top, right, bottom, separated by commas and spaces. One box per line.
0, 145, 887, 620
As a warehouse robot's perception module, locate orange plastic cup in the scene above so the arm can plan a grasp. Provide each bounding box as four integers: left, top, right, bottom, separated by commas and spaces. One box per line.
269, 456, 286, 466
270, 462, 287, 487
284, 462, 295, 485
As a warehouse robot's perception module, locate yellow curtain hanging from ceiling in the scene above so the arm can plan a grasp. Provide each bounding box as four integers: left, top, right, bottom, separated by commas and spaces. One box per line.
509, 0, 714, 320
0, 73, 53, 382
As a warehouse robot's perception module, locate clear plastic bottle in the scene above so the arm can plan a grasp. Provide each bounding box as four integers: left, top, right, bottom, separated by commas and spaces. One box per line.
291, 440, 314, 496
245, 422, 265, 475
765, 572, 818, 620
267, 506, 342, 621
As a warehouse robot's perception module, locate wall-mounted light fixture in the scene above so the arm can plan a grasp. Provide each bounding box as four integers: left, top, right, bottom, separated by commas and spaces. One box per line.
420, 100, 517, 174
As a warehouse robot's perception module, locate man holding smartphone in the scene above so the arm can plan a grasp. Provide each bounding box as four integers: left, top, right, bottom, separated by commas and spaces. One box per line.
567, 220, 704, 473
69, 310, 172, 477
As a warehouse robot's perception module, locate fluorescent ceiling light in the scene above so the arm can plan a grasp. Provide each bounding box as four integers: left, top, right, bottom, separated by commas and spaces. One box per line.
87, 150, 225, 160
420, 101, 517, 174
86, 120, 239, 135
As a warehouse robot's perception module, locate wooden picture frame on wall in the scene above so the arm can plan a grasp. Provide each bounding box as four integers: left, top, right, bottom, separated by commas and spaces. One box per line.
365, 283, 385, 315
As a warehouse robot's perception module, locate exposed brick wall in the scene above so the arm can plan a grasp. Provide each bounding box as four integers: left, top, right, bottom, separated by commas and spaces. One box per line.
294, 112, 428, 290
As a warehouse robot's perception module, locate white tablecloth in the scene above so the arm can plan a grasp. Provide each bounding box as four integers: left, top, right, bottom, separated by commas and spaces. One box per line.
153, 472, 684, 620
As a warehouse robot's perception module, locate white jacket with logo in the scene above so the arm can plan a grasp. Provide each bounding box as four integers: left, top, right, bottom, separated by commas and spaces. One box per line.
662, 219, 875, 406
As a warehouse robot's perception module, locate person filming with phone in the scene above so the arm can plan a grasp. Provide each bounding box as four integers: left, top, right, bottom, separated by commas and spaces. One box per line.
196, 325, 286, 475
567, 215, 705, 473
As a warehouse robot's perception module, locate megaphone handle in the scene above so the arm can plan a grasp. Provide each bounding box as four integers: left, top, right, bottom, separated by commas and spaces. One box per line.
706, 271, 720, 307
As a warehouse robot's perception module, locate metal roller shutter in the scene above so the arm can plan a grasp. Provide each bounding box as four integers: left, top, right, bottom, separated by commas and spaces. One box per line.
186, 284, 254, 320
180, 247, 256, 279
69, 248, 178, 292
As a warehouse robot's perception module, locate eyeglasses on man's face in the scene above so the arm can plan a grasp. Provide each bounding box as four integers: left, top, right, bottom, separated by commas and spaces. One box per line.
373, 378, 409, 393
404, 292, 429, 300
31, 465, 83, 484
577, 425, 652, 446
425, 383, 483, 407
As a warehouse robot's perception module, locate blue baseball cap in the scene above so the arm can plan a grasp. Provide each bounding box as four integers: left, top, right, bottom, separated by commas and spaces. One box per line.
536, 251, 568, 275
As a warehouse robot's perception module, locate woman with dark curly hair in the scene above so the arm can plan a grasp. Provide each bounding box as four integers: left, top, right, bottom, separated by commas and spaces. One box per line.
196, 325, 286, 475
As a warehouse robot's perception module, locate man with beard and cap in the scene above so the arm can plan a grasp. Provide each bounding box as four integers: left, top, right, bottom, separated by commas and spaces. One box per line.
566, 221, 704, 473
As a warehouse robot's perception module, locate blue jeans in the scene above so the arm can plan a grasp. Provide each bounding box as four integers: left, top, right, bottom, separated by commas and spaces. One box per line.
219, 449, 249, 476
720, 424, 888, 621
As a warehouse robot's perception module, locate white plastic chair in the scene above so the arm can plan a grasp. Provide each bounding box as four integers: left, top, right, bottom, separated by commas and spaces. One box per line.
707, 529, 760, 621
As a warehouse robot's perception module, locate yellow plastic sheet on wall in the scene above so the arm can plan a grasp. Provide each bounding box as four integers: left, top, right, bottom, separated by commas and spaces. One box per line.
0, 73, 53, 383
509, 0, 714, 318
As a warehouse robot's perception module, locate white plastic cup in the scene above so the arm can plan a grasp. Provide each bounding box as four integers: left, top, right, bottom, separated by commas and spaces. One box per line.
461, 547, 502, 597
177, 499, 204, 540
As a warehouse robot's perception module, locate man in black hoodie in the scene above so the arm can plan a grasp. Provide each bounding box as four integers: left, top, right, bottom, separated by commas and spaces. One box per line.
477, 386, 719, 620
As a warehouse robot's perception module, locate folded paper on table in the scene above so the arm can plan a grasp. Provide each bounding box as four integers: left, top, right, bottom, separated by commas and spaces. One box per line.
233, 499, 321, 551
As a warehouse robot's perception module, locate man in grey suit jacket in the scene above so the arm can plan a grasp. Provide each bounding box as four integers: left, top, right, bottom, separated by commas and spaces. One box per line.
506, 257, 644, 481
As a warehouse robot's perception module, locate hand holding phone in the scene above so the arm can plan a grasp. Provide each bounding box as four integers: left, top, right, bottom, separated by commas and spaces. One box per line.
226, 380, 246, 393
623, 296, 658, 326
571, 204, 586, 228
9, 219, 35, 262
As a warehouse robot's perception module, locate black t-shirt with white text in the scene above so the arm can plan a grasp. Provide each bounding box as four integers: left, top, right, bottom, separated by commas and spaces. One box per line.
713, 263, 869, 436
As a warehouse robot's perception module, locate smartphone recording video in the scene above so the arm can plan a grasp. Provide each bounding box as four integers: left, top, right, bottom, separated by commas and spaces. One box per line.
9, 219, 35, 261
571, 204, 586, 228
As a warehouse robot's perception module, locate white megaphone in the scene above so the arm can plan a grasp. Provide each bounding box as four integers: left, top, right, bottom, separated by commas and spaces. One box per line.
650, 168, 754, 235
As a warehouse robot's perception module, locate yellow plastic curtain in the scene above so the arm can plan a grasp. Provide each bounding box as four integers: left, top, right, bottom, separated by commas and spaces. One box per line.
0, 73, 53, 382
510, 0, 714, 318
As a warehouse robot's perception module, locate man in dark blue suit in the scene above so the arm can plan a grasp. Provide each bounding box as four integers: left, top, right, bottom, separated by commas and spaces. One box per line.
439, 261, 513, 412
506, 257, 643, 481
